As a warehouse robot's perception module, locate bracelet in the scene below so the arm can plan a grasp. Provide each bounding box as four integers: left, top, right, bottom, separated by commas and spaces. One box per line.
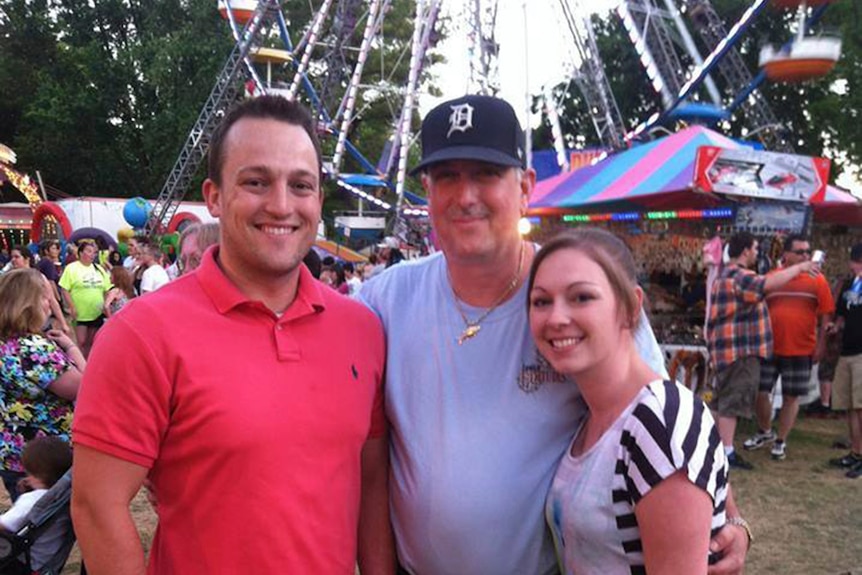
726, 516, 753, 550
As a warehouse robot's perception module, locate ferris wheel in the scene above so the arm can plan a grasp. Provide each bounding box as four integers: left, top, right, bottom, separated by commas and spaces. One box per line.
541, 0, 842, 163
149, 0, 842, 237
148, 0, 453, 240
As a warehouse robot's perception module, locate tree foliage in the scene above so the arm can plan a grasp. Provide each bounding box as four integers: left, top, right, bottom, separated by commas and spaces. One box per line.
1, 0, 234, 198
0, 0, 432, 205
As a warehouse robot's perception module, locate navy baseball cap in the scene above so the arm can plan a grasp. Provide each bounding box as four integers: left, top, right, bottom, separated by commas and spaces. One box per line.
410, 95, 526, 175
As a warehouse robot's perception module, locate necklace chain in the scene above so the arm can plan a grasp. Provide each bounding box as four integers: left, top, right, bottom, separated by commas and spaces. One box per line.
450, 241, 526, 345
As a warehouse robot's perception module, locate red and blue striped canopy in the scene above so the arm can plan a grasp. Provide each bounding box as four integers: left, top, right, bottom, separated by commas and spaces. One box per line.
529, 126, 741, 212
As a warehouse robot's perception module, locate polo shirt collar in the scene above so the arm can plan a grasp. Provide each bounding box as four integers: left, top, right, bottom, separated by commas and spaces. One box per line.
196, 245, 326, 317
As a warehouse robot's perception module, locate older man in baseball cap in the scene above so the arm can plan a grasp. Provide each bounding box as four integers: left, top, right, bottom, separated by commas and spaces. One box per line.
359, 93, 750, 574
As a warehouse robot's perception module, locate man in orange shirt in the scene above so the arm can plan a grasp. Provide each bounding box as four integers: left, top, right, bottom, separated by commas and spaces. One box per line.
744, 235, 835, 460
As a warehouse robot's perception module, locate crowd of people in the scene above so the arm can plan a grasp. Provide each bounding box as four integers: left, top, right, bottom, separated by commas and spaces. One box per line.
311, 239, 404, 297
0, 223, 222, 571
705, 231, 862, 479
0, 93, 857, 574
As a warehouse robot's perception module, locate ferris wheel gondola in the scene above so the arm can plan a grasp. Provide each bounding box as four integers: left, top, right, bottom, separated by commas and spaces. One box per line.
216, 0, 257, 24
759, 0, 841, 83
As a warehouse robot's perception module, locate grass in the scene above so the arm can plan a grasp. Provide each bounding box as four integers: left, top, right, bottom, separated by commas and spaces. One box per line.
730, 415, 862, 575
1, 414, 856, 574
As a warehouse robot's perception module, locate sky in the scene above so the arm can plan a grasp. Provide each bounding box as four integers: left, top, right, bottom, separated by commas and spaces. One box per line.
424, 0, 612, 125
421, 0, 861, 198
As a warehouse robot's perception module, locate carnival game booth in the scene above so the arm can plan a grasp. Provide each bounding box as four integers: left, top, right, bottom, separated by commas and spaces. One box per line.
0, 145, 45, 250
0, 203, 34, 253
528, 125, 861, 391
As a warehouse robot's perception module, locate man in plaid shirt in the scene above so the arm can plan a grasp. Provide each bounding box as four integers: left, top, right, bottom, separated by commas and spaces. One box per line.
707, 232, 815, 470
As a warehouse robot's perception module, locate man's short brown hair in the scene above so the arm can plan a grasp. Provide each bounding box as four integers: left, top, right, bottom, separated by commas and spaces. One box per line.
207, 96, 322, 186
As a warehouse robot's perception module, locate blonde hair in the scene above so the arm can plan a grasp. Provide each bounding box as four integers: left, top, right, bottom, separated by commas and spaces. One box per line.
180, 222, 220, 254
0, 268, 48, 338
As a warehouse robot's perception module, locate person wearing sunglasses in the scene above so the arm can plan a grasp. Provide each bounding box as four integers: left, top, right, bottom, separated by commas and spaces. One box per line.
707, 233, 818, 470
743, 235, 834, 462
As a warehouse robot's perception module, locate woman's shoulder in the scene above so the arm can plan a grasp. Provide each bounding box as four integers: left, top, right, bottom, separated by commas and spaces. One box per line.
624, 380, 710, 448
638, 379, 699, 413
2, 332, 54, 349
1, 333, 67, 380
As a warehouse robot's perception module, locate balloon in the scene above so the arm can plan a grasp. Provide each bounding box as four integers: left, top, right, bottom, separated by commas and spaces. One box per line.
69, 227, 118, 250
117, 227, 135, 242
123, 197, 152, 228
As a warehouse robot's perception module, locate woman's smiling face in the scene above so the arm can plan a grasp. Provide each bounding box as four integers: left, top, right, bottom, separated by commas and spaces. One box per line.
528, 248, 633, 378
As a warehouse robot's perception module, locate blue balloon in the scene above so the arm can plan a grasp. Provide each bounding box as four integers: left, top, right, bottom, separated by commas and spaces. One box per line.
123, 197, 152, 228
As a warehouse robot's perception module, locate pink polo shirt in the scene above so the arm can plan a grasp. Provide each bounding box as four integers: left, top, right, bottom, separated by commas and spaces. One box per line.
73, 247, 386, 574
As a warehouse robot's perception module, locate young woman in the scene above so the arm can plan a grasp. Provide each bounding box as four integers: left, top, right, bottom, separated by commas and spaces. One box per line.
8, 246, 35, 270
36, 240, 72, 335
527, 228, 727, 574
103, 266, 136, 318
0, 268, 83, 501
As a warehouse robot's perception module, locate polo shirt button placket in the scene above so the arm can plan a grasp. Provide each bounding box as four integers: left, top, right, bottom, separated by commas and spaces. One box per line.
274, 321, 300, 361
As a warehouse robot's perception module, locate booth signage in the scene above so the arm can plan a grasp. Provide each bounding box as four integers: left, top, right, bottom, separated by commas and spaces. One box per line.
694, 146, 830, 203
732, 201, 811, 235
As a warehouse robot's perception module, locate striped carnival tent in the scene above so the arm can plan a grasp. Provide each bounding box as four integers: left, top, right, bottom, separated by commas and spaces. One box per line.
529, 125, 862, 226
811, 185, 862, 226
529, 126, 742, 215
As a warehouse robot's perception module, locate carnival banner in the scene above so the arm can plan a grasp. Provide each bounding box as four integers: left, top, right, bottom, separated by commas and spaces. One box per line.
694, 146, 830, 203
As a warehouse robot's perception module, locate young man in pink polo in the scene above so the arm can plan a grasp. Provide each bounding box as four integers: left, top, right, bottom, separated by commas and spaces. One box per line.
71, 96, 394, 574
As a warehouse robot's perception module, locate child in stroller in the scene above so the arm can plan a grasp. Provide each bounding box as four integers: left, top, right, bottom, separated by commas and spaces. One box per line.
0, 437, 75, 575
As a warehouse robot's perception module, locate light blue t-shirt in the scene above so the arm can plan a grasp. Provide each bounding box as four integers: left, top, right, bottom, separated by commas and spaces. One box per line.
359, 251, 666, 575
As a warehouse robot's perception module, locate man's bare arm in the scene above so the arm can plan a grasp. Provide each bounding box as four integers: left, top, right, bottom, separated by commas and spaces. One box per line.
357, 436, 395, 575
71, 444, 150, 575
708, 484, 749, 575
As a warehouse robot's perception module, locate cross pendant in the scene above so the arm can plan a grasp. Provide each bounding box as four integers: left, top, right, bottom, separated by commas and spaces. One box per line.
458, 324, 481, 345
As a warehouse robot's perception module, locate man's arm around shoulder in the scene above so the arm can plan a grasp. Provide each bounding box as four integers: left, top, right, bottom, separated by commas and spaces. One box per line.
357, 435, 395, 575
708, 485, 748, 575
72, 444, 149, 575
764, 261, 815, 293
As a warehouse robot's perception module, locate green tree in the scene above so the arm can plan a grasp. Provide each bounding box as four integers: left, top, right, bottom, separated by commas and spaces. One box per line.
0, 0, 434, 208
0, 0, 234, 198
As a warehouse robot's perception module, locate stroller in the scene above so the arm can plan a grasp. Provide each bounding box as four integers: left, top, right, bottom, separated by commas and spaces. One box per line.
0, 470, 81, 575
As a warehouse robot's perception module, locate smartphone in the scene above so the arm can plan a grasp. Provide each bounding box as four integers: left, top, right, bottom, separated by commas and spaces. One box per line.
812, 250, 825, 265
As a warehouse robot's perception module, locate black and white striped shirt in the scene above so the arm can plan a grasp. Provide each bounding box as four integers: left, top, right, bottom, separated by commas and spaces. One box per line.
546, 379, 728, 574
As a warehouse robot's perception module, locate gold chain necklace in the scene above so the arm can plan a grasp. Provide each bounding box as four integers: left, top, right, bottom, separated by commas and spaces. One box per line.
449, 241, 526, 345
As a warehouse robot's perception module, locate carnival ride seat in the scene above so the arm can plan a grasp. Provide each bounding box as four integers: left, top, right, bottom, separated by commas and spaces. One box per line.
761, 0, 841, 83
216, 0, 257, 24
759, 34, 842, 83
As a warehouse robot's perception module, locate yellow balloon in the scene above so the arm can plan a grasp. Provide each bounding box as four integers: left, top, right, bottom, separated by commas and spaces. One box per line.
117, 227, 135, 242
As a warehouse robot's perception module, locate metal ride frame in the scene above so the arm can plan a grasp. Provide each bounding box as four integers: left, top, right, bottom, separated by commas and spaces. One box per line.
620, 0, 832, 151
546, 0, 833, 161
146, 0, 441, 238
148, 0, 835, 235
